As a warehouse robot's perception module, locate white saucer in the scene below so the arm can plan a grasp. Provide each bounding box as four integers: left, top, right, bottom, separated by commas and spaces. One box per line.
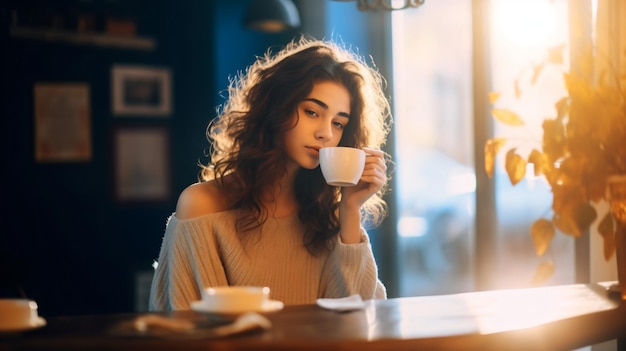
190, 300, 284, 315
0, 317, 46, 334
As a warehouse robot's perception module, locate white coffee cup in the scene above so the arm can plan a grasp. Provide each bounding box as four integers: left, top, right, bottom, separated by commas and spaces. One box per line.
0, 299, 39, 330
319, 147, 366, 187
201, 286, 270, 313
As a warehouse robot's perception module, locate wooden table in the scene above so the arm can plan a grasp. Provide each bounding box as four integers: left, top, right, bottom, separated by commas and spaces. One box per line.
1, 283, 625, 351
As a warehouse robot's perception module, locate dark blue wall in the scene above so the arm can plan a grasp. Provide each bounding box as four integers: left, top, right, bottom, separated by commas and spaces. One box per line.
0, 0, 301, 316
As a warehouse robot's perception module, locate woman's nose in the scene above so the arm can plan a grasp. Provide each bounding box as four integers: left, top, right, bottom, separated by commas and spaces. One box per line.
315, 121, 332, 141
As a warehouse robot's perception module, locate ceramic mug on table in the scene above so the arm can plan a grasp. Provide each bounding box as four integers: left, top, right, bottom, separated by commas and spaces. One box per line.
319, 147, 366, 187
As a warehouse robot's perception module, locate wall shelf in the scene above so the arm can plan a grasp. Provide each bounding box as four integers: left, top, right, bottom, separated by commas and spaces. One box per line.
10, 26, 156, 51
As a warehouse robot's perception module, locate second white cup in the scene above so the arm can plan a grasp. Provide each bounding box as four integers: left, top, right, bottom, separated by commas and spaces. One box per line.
201, 286, 270, 313
0, 299, 39, 331
319, 147, 366, 187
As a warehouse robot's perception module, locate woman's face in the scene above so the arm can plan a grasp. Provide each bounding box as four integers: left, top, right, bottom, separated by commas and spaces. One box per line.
282, 80, 351, 171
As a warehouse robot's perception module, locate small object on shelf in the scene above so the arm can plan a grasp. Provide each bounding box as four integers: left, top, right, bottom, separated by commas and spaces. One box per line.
105, 17, 136, 37
76, 13, 97, 33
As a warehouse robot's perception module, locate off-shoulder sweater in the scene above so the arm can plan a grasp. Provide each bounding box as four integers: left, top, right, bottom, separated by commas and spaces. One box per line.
148, 210, 386, 311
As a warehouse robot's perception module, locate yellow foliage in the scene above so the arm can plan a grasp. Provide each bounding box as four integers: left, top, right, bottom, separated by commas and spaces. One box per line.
546, 43, 566, 65
531, 219, 555, 256
487, 43, 626, 282
527, 149, 551, 176
491, 108, 525, 126
505, 149, 526, 185
484, 138, 507, 178
488, 92, 500, 104
531, 260, 555, 286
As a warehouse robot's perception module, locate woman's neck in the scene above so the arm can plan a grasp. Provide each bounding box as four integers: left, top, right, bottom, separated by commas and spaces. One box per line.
262, 170, 298, 218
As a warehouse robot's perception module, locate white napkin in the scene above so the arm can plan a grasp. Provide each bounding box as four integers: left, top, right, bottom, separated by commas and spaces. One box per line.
316, 294, 366, 312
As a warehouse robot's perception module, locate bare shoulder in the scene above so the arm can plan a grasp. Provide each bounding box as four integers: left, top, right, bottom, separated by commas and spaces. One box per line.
175, 180, 233, 219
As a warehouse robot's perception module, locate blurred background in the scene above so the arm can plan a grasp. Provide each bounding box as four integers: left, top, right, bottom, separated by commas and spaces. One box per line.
0, 0, 617, 321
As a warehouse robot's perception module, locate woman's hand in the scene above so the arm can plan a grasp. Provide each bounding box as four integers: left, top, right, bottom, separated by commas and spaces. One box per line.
338, 147, 387, 244
341, 147, 387, 208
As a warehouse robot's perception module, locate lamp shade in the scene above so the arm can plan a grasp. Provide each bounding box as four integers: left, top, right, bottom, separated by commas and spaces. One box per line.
243, 0, 301, 33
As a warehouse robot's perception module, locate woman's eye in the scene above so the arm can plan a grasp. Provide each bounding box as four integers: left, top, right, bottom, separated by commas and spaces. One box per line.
333, 121, 345, 129
304, 109, 318, 117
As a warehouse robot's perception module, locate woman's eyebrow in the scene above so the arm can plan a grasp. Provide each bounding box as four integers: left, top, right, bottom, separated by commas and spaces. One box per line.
303, 98, 350, 118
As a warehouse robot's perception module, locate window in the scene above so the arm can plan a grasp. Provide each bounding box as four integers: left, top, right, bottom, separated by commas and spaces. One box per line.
488, 0, 574, 289
391, 0, 475, 296
391, 0, 575, 296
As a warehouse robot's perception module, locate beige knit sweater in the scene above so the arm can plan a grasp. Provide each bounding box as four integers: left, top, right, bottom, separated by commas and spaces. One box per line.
148, 210, 386, 311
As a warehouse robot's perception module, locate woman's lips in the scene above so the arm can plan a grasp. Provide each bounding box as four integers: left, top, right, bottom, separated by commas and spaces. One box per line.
307, 146, 320, 156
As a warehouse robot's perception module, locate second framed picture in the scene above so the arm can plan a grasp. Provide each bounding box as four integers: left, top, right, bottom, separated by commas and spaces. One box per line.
111, 65, 172, 117
113, 126, 170, 203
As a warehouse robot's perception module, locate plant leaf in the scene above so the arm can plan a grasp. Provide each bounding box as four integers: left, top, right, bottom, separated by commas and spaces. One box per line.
488, 92, 500, 104
531, 260, 555, 286
553, 212, 581, 237
527, 149, 551, 176
554, 97, 569, 120
531, 62, 545, 85
484, 138, 507, 178
597, 212, 616, 261
546, 43, 566, 65
541, 118, 566, 163
505, 148, 526, 185
492, 108, 525, 126
531, 219, 555, 256
564, 72, 594, 105
551, 182, 596, 236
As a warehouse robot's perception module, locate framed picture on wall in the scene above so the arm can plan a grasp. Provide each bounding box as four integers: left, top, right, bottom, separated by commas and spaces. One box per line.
34, 82, 92, 162
113, 126, 170, 202
111, 65, 172, 116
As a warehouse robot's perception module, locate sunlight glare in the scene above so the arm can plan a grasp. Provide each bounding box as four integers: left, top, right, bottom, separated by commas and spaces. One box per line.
492, 0, 561, 48
398, 216, 428, 238
465, 285, 618, 334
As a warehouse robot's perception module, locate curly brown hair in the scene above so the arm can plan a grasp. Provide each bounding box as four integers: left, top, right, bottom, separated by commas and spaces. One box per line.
201, 37, 392, 254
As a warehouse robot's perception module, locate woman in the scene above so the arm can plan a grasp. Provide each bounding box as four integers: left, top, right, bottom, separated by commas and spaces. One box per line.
149, 37, 392, 311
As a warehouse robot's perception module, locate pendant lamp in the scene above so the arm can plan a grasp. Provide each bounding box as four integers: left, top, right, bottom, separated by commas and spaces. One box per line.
243, 0, 301, 33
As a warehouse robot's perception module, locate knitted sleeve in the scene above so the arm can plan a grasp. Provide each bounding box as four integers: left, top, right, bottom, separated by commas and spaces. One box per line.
148, 214, 229, 311
319, 228, 387, 300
